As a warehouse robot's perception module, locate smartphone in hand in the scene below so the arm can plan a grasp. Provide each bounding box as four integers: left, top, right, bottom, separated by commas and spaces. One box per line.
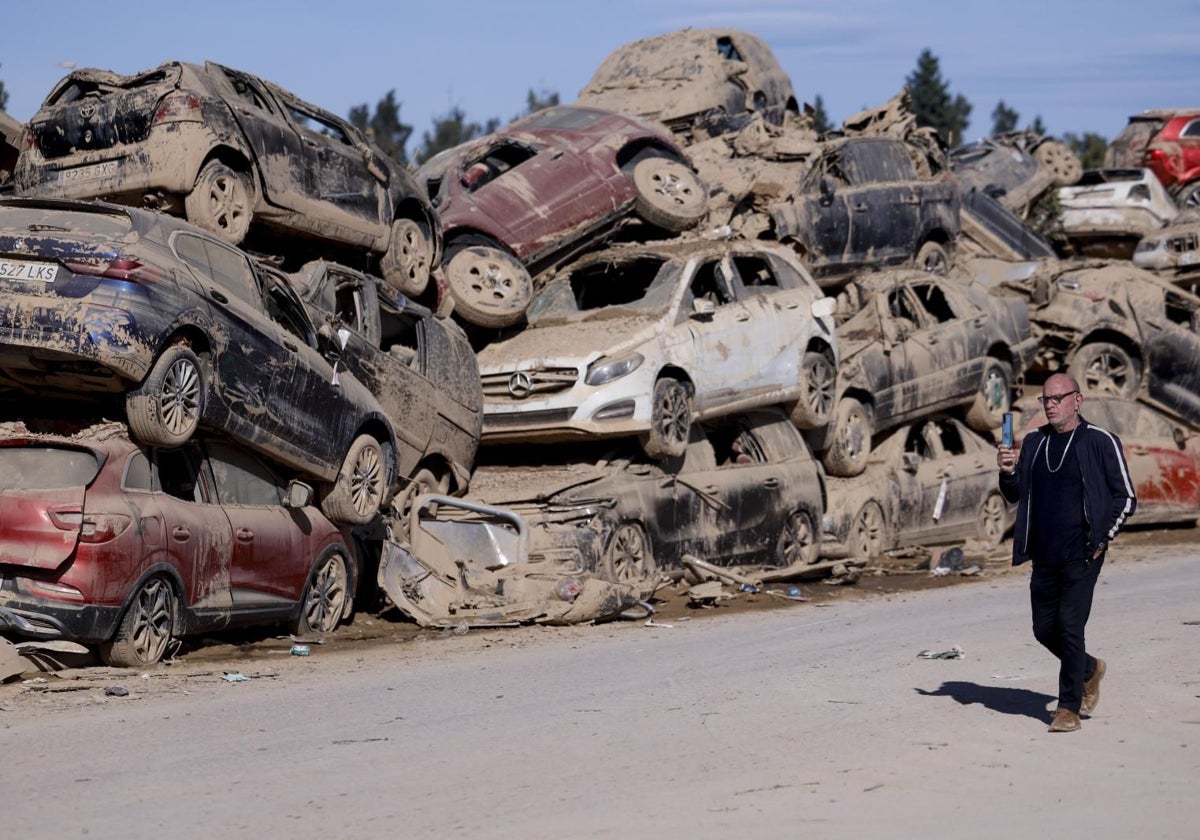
1001, 412, 1014, 448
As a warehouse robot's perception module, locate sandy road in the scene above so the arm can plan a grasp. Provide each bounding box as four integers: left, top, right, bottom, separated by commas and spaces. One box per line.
2, 549, 1198, 839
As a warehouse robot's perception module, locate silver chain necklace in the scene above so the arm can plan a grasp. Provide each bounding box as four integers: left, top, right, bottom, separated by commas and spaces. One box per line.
1045, 426, 1078, 473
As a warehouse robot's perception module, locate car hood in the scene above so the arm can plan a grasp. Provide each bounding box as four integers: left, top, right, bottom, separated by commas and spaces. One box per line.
478, 314, 663, 372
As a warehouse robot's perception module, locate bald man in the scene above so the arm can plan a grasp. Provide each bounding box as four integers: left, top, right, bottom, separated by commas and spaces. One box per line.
997, 374, 1136, 733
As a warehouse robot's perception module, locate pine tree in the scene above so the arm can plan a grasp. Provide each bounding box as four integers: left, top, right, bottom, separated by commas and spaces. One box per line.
1063, 132, 1108, 170
810, 94, 832, 134
905, 49, 972, 145
1030, 115, 1047, 135
414, 107, 499, 165
991, 100, 1019, 135
521, 88, 559, 118
348, 90, 413, 166
0, 64, 9, 111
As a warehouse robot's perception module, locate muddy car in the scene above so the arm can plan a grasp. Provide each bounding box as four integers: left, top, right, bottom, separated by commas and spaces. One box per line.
465, 409, 825, 580
14, 61, 439, 295
415, 106, 708, 328
958, 187, 1058, 262
823, 416, 1013, 559
577, 28, 797, 140
0, 110, 21, 186
1013, 393, 1200, 528
770, 136, 961, 282
0, 420, 357, 667
477, 240, 838, 460
287, 260, 482, 502
1133, 208, 1200, 282
817, 272, 1036, 477
1106, 109, 1200, 208
950, 131, 1082, 218
0, 198, 396, 525
1056, 168, 1178, 259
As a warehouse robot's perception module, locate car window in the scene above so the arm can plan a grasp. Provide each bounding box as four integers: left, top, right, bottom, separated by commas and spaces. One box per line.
123, 451, 154, 493
154, 447, 205, 503
334, 281, 367, 334
222, 70, 273, 112
1182, 120, 1200, 138
1163, 290, 1200, 331
462, 142, 537, 191
526, 257, 679, 324
204, 442, 283, 506
689, 259, 735, 307
0, 446, 100, 489
287, 103, 355, 147
172, 232, 260, 304
731, 255, 782, 297
263, 274, 316, 346
843, 141, 918, 184
420, 317, 483, 410
715, 35, 743, 62
888, 288, 922, 330
910, 283, 958, 324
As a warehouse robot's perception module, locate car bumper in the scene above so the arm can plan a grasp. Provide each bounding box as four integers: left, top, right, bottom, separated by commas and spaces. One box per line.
481, 369, 658, 443
0, 595, 122, 645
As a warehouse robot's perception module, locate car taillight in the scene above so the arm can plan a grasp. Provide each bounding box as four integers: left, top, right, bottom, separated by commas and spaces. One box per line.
153, 91, 202, 125
48, 508, 132, 543
63, 256, 164, 283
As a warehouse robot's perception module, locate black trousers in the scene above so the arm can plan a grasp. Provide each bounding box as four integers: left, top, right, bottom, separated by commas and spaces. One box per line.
1029, 554, 1103, 712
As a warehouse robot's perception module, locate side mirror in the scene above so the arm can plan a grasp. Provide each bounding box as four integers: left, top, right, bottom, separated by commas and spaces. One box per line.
691, 297, 716, 319
284, 480, 314, 509
810, 296, 836, 320
901, 452, 921, 473
365, 154, 389, 184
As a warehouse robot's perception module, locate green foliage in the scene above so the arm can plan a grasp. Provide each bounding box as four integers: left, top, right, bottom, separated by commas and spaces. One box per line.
348, 90, 413, 166
0, 64, 8, 111
1063, 131, 1108, 170
810, 94, 833, 134
415, 107, 499, 165
1029, 115, 1047, 135
905, 49, 972, 146
991, 100, 1019, 134
522, 88, 560, 118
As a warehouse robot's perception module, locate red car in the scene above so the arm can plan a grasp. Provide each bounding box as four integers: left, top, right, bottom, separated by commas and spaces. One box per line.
0, 420, 357, 666
415, 105, 709, 328
1106, 110, 1200, 209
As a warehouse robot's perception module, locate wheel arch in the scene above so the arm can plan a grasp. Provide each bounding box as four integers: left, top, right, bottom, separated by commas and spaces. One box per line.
1069, 329, 1144, 370
616, 140, 683, 173
655, 364, 695, 397
112, 565, 186, 637
191, 145, 258, 200
393, 197, 443, 263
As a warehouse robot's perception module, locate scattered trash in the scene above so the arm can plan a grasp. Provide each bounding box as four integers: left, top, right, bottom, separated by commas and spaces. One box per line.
767, 587, 809, 602
14, 640, 89, 655
222, 672, 249, 683
644, 619, 674, 629
738, 583, 760, 594
553, 578, 582, 601
452, 620, 470, 636
1, 638, 25, 683
104, 685, 129, 697
932, 547, 965, 575
290, 645, 311, 657
687, 580, 732, 607
917, 646, 965, 660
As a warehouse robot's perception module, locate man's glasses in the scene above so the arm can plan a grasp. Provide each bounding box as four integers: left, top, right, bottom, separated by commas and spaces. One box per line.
1038, 390, 1079, 406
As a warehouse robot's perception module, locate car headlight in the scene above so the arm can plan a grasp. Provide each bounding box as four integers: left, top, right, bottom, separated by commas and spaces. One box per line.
1134, 238, 1159, 253
585, 353, 644, 386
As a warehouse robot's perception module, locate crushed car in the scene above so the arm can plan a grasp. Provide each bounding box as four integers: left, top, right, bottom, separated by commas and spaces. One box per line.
476, 239, 839, 459
414, 105, 709, 328
1055, 168, 1178, 259
957, 186, 1058, 261
950, 130, 1082, 218
816, 271, 1036, 477
822, 415, 1013, 559
0, 110, 21, 186
1106, 109, 1200, 208
0, 419, 357, 667
576, 28, 797, 140
13, 61, 440, 295
0, 198, 397, 525
1133, 208, 1200, 284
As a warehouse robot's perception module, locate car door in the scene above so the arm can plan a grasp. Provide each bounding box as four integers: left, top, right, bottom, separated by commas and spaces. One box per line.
925, 418, 997, 539
904, 281, 977, 409
791, 151, 854, 274
1105, 399, 1200, 517
1142, 289, 1200, 426
725, 252, 799, 400
840, 140, 919, 265
682, 257, 759, 411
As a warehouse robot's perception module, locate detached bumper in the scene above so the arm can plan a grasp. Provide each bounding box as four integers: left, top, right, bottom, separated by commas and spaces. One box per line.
0, 595, 122, 645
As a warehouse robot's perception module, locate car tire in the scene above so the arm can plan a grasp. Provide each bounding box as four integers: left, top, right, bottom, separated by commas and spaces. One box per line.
848, 501, 891, 561
916, 241, 949, 274
599, 522, 655, 583
291, 549, 350, 636
390, 467, 449, 543
1068, 342, 1141, 398
790, 351, 836, 429
965, 358, 1012, 431
641, 378, 691, 460
126, 344, 204, 448
321, 434, 387, 526
822, 397, 872, 478
631, 157, 708, 231
380, 217, 433, 298
184, 160, 254, 244
99, 577, 177, 668
976, 493, 1007, 545
443, 243, 532, 328
1176, 181, 1200, 210
1034, 140, 1083, 187
776, 509, 819, 566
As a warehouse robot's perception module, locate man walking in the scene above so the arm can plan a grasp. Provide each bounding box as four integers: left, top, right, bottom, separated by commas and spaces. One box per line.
997, 374, 1136, 732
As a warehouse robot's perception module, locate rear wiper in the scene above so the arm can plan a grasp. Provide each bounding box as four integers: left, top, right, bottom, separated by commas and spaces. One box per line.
27, 224, 71, 233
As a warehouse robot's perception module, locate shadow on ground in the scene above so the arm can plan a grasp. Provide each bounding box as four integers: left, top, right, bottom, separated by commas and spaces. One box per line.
915, 681, 1055, 722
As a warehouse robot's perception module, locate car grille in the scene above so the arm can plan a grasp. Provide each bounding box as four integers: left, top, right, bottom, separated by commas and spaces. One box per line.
481, 367, 578, 401
1169, 233, 1198, 254
483, 408, 575, 427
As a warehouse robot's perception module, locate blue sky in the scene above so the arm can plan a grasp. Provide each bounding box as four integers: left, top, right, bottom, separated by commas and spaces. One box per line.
3, 0, 1196, 155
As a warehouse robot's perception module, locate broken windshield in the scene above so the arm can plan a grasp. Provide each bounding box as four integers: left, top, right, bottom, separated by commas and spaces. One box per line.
525, 256, 679, 326
0, 446, 101, 489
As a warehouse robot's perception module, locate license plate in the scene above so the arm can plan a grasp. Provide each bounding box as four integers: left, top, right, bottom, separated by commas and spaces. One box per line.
0, 260, 59, 282
61, 160, 119, 184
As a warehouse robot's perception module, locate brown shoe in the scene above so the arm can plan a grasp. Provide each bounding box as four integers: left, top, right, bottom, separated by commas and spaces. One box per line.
1049, 707, 1081, 732
1081, 658, 1106, 717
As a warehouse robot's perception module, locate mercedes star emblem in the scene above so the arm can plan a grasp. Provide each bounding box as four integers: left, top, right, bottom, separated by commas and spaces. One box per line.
507, 371, 533, 399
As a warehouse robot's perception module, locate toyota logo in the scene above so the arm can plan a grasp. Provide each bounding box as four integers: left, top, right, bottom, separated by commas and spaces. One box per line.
80, 104, 97, 119
507, 371, 533, 399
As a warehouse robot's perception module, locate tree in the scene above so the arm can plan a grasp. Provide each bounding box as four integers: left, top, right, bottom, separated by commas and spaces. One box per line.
0, 64, 8, 111
1029, 115, 1047, 135
905, 49, 972, 146
990, 100, 1019, 135
349, 90, 413, 166
1063, 131, 1108, 170
521, 88, 559, 119
810, 94, 833, 134
414, 107, 499, 164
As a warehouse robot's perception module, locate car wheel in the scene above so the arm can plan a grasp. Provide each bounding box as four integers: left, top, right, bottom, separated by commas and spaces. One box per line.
292, 549, 350, 636
976, 493, 1007, 545
321, 434, 387, 526
790, 351, 836, 429
126, 344, 204, 448
822, 397, 872, 478
100, 577, 177, 668
776, 510, 819, 566
443, 244, 532, 328
1068, 342, 1141, 398
184, 160, 254, 244
390, 467, 449, 543
965, 358, 1012, 431
380, 217, 432, 298
599, 522, 655, 583
641, 378, 691, 460
631, 157, 708, 231
1176, 181, 1200, 210
848, 501, 891, 561
1034, 140, 1083, 186
916, 241, 949, 274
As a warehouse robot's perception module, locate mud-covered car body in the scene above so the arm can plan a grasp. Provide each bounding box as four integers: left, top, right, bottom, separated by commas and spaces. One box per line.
288, 260, 482, 493
577, 28, 797, 139
0, 198, 397, 490
465, 409, 826, 577
958, 187, 1057, 261
1013, 394, 1200, 527
1133, 208, 1200, 280
0, 421, 356, 664
476, 240, 838, 448
950, 131, 1082, 218
770, 136, 961, 283
13, 61, 439, 272
1106, 110, 1200, 208
1056, 168, 1178, 259
822, 416, 1013, 558
0, 110, 21, 186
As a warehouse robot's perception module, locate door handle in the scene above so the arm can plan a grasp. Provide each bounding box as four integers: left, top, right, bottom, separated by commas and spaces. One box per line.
283, 339, 299, 353
550, 150, 564, 160
209, 289, 229, 305
304, 138, 318, 148
171, 526, 190, 541
853, 204, 868, 212
236, 528, 254, 542
763, 477, 779, 489
736, 312, 750, 321
927, 335, 938, 343
704, 486, 719, 495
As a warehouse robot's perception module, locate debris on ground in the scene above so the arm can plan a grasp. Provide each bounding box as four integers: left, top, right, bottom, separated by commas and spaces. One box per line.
917, 646, 965, 660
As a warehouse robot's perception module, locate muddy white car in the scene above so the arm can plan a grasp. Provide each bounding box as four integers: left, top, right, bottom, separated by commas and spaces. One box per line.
477, 240, 838, 459
1057, 168, 1178, 259
1133, 208, 1200, 282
